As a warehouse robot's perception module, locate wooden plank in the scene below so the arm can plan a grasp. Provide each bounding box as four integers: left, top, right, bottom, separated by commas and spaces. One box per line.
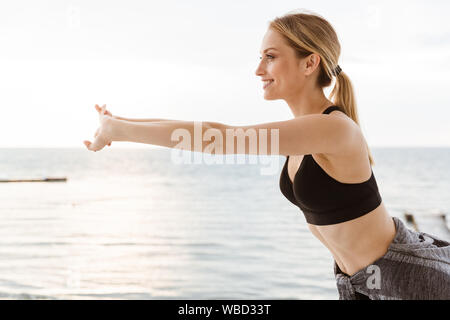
0, 177, 67, 183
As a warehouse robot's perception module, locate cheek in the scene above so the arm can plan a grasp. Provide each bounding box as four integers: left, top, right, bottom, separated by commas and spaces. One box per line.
270, 61, 289, 82
282, 68, 301, 88
269, 63, 282, 77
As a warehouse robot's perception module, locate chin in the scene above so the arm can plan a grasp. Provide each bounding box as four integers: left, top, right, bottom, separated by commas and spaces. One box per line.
263, 92, 279, 100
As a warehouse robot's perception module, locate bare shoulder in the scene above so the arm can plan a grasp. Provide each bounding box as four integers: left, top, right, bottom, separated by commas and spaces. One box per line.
328, 109, 366, 153
320, 109, 370, 172
328, 109, 359, 129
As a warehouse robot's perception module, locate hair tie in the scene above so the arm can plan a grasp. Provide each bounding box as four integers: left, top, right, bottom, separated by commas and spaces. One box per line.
333, 65, 342, 77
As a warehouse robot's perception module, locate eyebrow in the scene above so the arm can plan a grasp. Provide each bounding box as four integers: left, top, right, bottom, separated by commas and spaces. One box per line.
260, 47, 278, 54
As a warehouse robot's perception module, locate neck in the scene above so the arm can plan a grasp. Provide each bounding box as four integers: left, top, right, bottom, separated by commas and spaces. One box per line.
284, 85, 334, 118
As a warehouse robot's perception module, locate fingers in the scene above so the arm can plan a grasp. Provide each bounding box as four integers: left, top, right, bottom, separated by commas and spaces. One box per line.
95, 104, 107, 114
95, 104, 114, 118
84, 140, 102, 152
83, 140, 95, 151
84, 139, 110, 150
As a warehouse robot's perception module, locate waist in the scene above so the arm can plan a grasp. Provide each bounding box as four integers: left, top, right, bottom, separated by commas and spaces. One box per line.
308, 202, 396, 275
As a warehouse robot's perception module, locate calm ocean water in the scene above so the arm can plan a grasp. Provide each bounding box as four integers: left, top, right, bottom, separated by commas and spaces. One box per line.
0, 147, 449, 300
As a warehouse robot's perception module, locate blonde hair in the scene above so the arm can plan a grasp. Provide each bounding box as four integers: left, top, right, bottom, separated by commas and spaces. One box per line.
269, 9, 375, 166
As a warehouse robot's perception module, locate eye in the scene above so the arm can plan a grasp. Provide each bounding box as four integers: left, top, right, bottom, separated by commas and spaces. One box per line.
259, 54, 274, 60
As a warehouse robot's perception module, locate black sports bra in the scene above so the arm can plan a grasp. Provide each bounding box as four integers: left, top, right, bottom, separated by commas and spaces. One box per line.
279, 106, 382, 225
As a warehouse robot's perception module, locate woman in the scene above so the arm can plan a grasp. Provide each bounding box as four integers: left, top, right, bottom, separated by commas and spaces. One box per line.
84, 10, 450, 300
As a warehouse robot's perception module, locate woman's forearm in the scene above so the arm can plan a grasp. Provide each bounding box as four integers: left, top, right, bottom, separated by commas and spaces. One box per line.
112, 115, 180, 123
110, 118, 224, 152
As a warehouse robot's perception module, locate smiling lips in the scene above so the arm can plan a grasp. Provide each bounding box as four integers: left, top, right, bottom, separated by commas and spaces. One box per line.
262, 79, 274, 89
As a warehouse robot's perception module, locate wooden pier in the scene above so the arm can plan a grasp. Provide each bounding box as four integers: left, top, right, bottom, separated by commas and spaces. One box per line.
404, 211, 449, 240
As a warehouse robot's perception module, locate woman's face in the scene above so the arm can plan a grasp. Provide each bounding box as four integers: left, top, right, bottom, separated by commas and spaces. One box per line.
255, 28, 310, 101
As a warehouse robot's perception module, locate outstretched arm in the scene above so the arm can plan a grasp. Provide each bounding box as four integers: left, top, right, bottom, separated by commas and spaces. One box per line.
108, 114, 361, 156
110, 118, 225, 153
84, 105, 223, 153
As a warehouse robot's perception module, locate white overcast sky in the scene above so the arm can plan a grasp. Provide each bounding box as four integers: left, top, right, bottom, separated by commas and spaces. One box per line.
1, 0, 449, 148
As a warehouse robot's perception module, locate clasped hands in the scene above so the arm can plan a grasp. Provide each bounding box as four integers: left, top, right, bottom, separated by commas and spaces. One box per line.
83, 104, 114, 152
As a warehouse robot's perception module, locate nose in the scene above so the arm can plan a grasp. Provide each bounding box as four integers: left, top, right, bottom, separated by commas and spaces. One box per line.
255, 59, 265, 77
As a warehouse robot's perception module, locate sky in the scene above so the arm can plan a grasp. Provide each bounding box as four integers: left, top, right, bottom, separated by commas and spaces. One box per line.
1, 0, 449, 148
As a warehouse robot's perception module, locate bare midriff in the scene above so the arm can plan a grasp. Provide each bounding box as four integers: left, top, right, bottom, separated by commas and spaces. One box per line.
307, 200, 396, 276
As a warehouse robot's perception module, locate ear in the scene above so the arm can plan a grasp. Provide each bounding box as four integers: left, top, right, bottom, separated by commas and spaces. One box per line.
304, 53, 321, 76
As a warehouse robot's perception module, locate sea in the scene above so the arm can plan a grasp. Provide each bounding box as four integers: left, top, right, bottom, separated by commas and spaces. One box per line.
0, 147, 449, 300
